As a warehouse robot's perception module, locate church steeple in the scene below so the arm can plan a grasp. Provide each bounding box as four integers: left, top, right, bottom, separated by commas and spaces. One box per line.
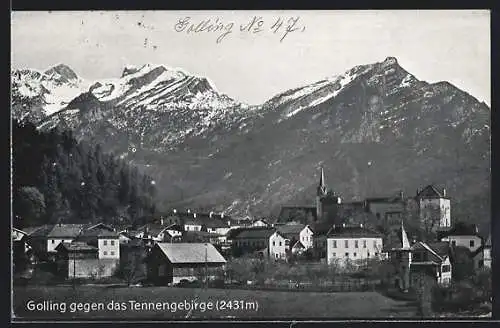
317, 167, 327, 197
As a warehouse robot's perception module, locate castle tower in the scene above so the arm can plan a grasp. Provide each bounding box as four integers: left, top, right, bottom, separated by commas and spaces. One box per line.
316, 167, 327, 221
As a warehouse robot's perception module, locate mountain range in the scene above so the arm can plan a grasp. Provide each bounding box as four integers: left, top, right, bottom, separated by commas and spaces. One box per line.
11, 57, 491, 233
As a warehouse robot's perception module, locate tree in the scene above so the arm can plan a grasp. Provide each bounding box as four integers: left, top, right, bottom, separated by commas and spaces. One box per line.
15, 186, 46, 227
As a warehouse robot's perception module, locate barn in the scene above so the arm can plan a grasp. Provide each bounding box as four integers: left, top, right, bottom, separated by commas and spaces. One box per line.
146, 243, 226, 285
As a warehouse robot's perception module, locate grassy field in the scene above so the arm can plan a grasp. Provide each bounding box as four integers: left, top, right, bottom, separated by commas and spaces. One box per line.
13, 285, 418, 320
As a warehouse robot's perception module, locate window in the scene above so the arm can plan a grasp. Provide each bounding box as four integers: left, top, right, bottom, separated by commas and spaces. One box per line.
333, 240, 337, 248
367, 252, 370, 257
451, 240, 456, 247
275, 254, 278, 259
332, 253, 336, 257
355, 240, 359, 248
375, 253, 378, 256
373, 240, 377, 248
345, 252, 349, 257
442, 265, 451, 273
52, 240, 55, 244
470, 240, 475, 248
61, 240, 64, 243
279, 242, 282, 246
363, 240, 367, 248
111, 251, 115, 256
345, 240, 349, 248
103, 240, 107, 246
353, 253, 357, 257
104, 251, 108, 255
111, 240, 115, 246
273, 241, 275, 246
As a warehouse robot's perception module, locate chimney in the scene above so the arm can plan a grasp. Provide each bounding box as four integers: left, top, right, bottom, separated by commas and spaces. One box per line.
360, 223, 363, 228
342, 223, 346, 228
400, 190, 404, 199
193, 213, 197, 219
187, 209, 191, 214
443, 188, 446, 197
209, 211, 214, 218
221, 212, 224, 219
227, 220, 231, 227
173, 209, 177, 214
337, 197, 342, 204
160, 217, 164, 226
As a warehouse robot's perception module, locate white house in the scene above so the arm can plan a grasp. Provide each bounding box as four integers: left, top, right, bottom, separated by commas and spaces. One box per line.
269, 231, 289, 260
326, 224, 384, 266
439, 222, 483, 253
183, 213, 204, 232
46, 224, 85, 254
275, 224, 314, 250
415, 185, 451, 230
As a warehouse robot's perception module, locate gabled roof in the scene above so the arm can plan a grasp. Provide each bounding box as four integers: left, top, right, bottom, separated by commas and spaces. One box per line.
136, 223, 168, 237
438, 222, 480, 239
230, 227, 276, 239
48, 224, 85, 238
155, 243, 226, 264
411, 241, 450, 262
78, 227, 119, 239
84, 223, 115, 232
276, 224, 308, 237
327, 225, 382, 238
310, 222, 333, 236
56, 241, 98, 252
26, 224, 54, 237
292, 240, 306, 249
416, 185, 448, 199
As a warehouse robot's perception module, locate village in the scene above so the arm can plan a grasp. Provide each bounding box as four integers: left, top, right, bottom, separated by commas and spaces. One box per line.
12, 168, 492, 317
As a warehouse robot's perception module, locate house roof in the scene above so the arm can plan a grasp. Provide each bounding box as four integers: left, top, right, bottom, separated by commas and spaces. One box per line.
136, 223, 168, 237
412, 241, 450, 262
365, 195, 404, 204
48, 224, 85, 238
83, 223, 115, 231
253, 219, 270, 225
438, 222, 480, 239
276, 224, 307, 237
230, 227, 276, 239
416, 185, 448, 199
26, 224, 54, 237
79, 227, 119, 238
155, 243, 226, 264
292, 240, 306, 249
310, 222, 333, 236
56, 241, 98, 252
327, 225, 382, 238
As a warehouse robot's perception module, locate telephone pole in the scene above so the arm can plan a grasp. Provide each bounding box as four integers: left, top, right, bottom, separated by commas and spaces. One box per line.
205, 243, 208, 290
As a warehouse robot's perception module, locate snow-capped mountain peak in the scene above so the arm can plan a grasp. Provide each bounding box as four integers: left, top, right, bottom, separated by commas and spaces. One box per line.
11, 64, 89, 117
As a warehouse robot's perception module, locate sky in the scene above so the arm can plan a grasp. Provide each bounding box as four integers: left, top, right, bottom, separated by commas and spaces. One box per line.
11, 10, 490, 106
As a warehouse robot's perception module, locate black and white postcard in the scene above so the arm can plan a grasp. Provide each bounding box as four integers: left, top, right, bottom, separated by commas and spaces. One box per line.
11, 10, 492, 321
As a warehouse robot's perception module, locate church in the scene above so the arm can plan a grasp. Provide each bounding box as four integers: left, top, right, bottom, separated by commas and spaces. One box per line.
278, 168, 452, 233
